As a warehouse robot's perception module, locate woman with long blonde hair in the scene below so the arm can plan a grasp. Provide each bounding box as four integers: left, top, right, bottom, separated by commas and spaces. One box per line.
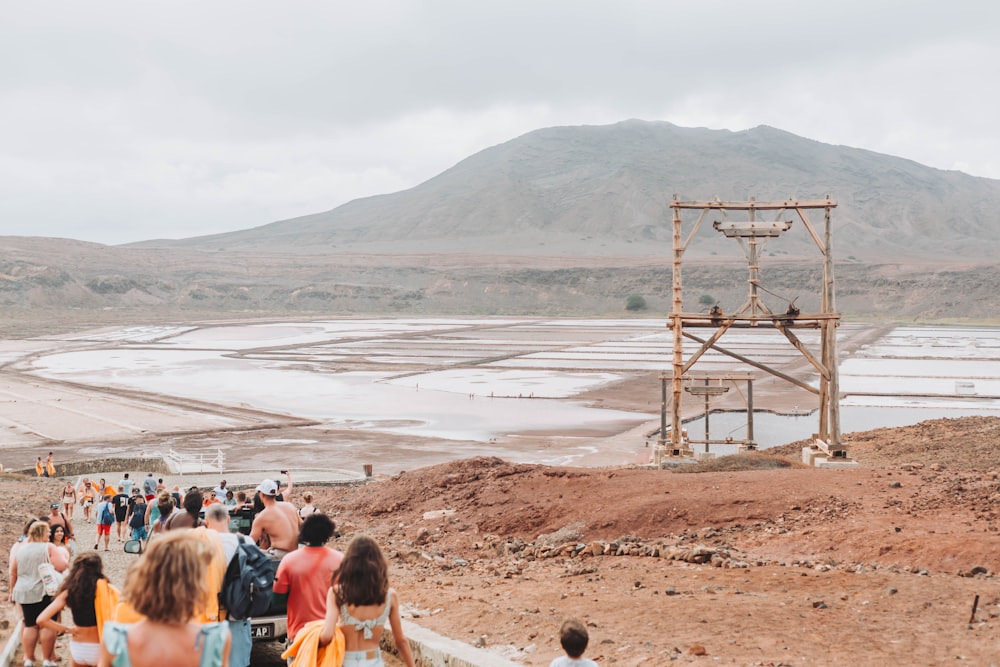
98, 531, 230, 667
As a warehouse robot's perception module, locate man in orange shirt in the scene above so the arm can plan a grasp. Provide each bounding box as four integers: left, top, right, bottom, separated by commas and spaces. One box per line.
272, 514, 343, 646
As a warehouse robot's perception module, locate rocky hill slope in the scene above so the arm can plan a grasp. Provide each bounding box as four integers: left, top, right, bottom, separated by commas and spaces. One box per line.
4, 121, 1000, 333
1, 235, 997, 337
134, 120, 1000, 262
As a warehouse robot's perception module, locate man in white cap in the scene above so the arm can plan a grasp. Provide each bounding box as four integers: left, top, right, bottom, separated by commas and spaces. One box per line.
249, 478, 301, 558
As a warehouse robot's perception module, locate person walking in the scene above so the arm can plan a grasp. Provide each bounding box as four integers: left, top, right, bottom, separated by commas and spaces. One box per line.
98, 531, 231, 667
118, 473, 134, 496
165, 489, 204, 530
203, 504, 252, 667
94, 495, 114, 551
47, 503, 76, 557
79, 478, 98, 523
9, 520, 70, 667
315, 535, 416, 667
37, 552, 120, 667
50, 524, 72, 564
273, 514, 344, 648
126, 489, 149, 544
141, 473, 157, 501
62, 481, 78, 519
147, 491, 176, 540
297, 493, 319, 519
112, 486, 130, 542
97, 479, 116, 499
45, 452, 55, 478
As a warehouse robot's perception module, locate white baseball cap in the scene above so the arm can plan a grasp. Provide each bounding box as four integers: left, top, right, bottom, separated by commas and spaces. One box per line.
256, 479, 278, 496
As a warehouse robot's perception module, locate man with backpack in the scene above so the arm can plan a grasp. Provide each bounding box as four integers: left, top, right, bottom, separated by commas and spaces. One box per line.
94, 494, 115, 551
126, 488, 149, 544
205, 503, 271, 667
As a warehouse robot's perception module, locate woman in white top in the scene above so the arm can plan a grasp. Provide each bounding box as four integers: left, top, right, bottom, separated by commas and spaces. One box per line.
298, 493, 319, 519
318, 535, 415, 667
10, 520, 70, 667
62, 482, 78, 519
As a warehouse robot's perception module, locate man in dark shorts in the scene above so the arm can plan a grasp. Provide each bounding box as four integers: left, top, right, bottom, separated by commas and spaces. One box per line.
111, 485, 130, 542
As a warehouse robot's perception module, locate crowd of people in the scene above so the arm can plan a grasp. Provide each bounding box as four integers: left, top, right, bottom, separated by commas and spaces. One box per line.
8, 469, 421, 667
10, 466, 598, 667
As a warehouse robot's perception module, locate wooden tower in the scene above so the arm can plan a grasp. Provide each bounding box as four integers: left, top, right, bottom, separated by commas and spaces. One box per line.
659, 196, 845, 465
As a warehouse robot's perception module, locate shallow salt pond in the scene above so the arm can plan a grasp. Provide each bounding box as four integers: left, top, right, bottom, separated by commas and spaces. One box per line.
25, 319, 1000, 453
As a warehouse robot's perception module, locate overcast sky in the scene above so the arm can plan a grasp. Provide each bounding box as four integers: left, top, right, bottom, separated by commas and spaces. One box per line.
1, 1, 997, 245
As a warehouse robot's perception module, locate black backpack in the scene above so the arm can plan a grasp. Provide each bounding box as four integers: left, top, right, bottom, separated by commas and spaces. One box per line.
219, 535, 275, 620
129, 503, 147, 528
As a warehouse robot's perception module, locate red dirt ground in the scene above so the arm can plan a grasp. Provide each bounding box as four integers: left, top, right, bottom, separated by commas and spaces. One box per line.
4, 416, 1000, 665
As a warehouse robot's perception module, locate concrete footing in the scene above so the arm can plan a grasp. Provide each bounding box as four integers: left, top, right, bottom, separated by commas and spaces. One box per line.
387, 620, 524, 667
802, 445, 858, 469
0, 620, 22, 667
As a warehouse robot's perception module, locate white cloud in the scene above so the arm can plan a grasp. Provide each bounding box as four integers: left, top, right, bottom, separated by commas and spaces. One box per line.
1, 0, 998, 244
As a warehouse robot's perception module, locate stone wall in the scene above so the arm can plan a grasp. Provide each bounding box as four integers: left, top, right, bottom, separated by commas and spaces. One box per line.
7, 457, 170, 478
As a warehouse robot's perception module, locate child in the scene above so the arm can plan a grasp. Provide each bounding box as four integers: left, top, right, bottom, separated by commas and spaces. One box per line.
549, 618, 598, 666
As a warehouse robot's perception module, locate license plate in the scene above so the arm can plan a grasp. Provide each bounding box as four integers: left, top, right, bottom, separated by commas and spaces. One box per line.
251, 623, 273, 639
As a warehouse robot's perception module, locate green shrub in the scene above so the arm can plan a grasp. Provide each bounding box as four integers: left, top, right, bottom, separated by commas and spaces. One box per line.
625, 295, 648, 311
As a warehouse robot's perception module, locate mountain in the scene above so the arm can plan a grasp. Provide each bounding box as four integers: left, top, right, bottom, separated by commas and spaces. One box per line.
131, 120, 1000, 261
4, 120, 1000, 332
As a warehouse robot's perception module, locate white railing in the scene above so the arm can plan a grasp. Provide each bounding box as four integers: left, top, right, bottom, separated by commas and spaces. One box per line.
166, 448, 225, 474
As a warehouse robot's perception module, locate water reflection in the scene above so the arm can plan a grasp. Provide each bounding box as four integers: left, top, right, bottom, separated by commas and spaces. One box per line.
680, 404, 1000, 456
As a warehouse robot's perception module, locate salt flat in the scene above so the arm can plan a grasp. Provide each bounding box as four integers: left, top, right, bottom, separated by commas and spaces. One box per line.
2, 318, 999, 473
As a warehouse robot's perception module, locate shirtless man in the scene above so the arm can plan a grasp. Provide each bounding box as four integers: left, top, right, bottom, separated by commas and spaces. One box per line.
249, 478, 301, 557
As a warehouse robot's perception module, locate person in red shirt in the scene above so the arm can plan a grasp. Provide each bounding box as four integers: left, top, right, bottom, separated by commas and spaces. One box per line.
272, 514, 343, 644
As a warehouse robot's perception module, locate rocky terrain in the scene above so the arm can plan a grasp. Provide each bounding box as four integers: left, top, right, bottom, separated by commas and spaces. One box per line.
3, 416, 999, 666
